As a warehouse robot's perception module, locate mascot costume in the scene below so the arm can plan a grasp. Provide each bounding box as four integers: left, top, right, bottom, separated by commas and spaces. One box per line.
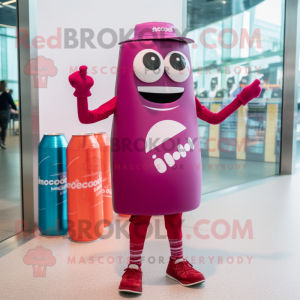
69, 22, 261, 294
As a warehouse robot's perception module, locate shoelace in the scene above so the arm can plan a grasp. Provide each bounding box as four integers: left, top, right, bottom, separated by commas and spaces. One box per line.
122, 267, 143, 280
175, 260, 195, 274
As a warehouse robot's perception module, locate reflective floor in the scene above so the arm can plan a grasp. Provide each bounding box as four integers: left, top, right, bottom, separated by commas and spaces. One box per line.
0, 173, 299, 299
0, 129, 22, 242
201, 156, 278, 194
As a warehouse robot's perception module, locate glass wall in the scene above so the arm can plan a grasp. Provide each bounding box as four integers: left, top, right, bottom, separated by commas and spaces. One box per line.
187, 0, 285, 193
0, 0, 22, 243
0, 28, 19, 102
296, 27, 300, 172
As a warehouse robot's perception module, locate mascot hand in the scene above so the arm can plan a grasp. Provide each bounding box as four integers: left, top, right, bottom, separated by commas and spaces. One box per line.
237, 79, 262, 105
68, 65, 94, 97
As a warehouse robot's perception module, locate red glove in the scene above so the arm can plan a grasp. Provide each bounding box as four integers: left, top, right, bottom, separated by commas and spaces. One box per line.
237, 79, 262, 105
69, 65, 94, 97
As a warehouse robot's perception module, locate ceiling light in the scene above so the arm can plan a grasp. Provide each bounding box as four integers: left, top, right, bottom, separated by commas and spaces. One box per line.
2, 0, 16, 5
0, 24, 16, 28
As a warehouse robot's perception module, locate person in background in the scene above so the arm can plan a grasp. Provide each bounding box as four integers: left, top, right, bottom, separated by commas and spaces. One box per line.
0, 81, 17, 149
8, 89, 19, 135
208, 77, 219, 98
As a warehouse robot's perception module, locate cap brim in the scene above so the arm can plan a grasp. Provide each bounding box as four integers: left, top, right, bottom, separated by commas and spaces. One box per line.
118, 36, 194, 45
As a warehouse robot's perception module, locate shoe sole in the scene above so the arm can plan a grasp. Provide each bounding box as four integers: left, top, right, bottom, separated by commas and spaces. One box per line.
166, 273, 205, 286
119, 288, 142, 294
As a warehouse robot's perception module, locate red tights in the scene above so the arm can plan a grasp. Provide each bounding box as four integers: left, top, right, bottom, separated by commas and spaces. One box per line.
129, 213, 183, 266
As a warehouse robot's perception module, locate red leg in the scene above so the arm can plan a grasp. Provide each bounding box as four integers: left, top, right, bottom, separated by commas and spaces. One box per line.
129, 215, 152, 266
164, 213, 183, 260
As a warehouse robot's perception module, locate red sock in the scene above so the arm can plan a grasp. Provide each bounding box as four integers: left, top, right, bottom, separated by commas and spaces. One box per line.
129, 243, 144, 266
169, 239, 183, 260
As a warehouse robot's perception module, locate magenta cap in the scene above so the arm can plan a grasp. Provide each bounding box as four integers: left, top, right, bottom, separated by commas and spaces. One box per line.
119, 22, 194, 45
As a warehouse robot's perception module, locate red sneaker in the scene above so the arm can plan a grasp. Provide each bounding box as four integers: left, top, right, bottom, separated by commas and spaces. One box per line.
119, 264, 143, 294
166, 258, 205, 286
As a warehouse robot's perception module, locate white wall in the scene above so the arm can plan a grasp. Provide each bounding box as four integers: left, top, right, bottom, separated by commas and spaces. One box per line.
37, 0, 184, 141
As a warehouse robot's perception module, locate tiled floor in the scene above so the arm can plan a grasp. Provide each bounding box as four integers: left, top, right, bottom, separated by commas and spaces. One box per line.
0, 173, 300, 299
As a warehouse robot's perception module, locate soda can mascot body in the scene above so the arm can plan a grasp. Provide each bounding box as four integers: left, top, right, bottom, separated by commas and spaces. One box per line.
69, 22, 261, 294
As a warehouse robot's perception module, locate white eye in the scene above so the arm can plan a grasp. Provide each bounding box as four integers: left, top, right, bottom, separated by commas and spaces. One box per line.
164, 51, 190, 82
133, 49, 164, 83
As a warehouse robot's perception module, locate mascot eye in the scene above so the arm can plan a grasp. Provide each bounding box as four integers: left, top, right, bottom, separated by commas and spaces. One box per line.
143, 52, 160, 70
164, 51, 190, 83
133, 49, 164, 83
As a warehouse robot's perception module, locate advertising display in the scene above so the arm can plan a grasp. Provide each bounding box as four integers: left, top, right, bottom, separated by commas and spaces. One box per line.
38, 134, 68, 236
66, 134, 104, 241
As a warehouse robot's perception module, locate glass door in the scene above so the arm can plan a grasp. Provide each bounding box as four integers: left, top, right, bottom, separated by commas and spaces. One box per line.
0, 0, 22, 242
187, 0, 285, 193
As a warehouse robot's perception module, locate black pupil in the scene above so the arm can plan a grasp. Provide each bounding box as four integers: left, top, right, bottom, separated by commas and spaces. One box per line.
170, 53, 186, 71
143, 52, 161, 71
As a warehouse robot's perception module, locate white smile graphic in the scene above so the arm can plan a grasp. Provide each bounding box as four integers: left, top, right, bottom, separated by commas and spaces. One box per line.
138, 86, 184, 109
138, 86, 184, 93
143, 105, 179, 111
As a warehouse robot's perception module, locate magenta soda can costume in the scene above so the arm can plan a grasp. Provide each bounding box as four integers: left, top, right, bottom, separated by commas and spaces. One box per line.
69, 22, 262, 217
113, 42, 201, 215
